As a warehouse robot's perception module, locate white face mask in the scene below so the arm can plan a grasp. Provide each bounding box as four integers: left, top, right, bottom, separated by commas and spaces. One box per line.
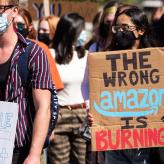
76, 30, 92, 47
0, 12, 12, 35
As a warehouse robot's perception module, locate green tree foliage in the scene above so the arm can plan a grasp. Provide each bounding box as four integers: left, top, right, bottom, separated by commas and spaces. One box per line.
97, 0, 144, 5
56, 0, 144, 5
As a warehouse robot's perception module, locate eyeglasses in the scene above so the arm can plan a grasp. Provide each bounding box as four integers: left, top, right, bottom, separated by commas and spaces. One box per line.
112, 24, 138, 33
0, 5, 14, 14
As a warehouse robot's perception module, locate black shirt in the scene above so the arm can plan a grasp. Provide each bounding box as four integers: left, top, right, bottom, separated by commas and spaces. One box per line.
0, 55, 13, 101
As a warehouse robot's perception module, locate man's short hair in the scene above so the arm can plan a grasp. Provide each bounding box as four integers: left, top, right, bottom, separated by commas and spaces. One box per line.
8, 0, 19, 5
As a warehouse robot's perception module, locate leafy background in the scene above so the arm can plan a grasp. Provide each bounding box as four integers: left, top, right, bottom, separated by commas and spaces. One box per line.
50, 0, 144, 5
98, 0, 144, 4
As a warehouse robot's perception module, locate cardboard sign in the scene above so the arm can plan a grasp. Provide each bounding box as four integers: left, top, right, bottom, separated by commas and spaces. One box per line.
88, 48, 164, 151
28, 0, 98, 22
0, 102, 18, 164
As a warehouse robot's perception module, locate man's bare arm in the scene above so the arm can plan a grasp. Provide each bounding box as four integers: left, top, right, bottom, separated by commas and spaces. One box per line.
24, 89, 51, 164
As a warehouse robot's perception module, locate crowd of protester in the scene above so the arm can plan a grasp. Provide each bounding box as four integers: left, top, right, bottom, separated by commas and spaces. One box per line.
0, 0, 164, 163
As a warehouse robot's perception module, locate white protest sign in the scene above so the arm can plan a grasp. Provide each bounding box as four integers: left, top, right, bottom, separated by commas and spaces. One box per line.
0, 101, 18, 164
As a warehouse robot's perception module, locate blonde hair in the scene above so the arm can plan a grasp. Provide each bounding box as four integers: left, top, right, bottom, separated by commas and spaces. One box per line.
39, 16, 60, 39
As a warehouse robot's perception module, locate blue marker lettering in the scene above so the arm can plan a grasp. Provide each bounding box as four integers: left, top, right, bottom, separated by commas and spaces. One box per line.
138, 89, 149, 108
148, 89, 159, 113
114, 91, 126, 110
159, 89, 164, 106
100, 91, 113, 110
127, 89, 139, 109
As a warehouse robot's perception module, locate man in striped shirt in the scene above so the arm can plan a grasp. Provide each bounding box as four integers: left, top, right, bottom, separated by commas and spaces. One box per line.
0, 0, 53, 163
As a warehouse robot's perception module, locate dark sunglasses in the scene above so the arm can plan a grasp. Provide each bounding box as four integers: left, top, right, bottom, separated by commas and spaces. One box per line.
0, 5, 15, 14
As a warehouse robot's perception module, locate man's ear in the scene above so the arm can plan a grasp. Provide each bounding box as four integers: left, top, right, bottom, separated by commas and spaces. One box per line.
12, 6, 19, 18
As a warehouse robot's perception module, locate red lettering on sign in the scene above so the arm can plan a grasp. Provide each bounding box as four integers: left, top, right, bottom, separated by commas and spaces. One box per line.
95, 128, 164, 151
108, 129, 120, 149
133, 129, 144, 147
96, 130, 108, 151
147, 128, 158, 146
144, 128, 148, 147
158, 127, 164, 145
121, 130, 133, 149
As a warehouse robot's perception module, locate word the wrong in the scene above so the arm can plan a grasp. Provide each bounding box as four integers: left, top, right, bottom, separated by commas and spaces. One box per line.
103, 51, 159, 87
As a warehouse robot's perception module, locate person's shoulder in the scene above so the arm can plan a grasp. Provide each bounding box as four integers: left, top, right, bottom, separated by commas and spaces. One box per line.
89, 42, 98, 52
17, 33, 37, 48
28, 39, 43, 48
31, 39, 52, 54
49, 48, 55, 59
26, 39, 48, 54
23, 39, 48, 61
32, 40, 48, 49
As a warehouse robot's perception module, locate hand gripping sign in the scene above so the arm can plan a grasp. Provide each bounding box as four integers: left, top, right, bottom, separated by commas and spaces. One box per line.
88, 48, 164, 151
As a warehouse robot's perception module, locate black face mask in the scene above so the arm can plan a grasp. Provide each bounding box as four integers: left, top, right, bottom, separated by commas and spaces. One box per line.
114, 31, 136, 50
38, 33, 50, 46
17, 22, 29, 38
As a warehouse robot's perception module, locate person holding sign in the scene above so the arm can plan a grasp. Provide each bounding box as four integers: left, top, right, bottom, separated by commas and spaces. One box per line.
88, 5, 159, 164
0, 0, 53, 163
106, 6, 158, 164
109, 8, 157, 51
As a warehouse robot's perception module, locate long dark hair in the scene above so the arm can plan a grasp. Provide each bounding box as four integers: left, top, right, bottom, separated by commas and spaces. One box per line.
53, 13, 85, 64
94, 1, 119, 50
109, 7, 157, 50
151, 7, 164, 47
